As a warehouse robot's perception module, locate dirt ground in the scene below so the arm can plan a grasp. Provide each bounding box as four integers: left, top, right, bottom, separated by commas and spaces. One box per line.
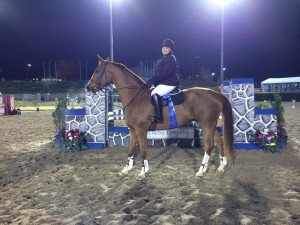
0, 102, 299, 225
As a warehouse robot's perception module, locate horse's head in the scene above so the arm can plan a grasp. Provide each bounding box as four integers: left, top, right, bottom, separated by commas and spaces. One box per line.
86, 55, 112, 94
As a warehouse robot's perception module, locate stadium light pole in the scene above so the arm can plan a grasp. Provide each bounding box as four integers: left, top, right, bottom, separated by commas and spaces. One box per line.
108, 0, 120, 100
220, 3, 224, 81
109, 0, 121, 61
211, 0, 233, 81
106, 0, 120, 146
109, 0, 114, 61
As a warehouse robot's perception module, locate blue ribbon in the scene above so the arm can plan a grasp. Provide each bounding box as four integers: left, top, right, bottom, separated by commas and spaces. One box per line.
163, 93, 178, 129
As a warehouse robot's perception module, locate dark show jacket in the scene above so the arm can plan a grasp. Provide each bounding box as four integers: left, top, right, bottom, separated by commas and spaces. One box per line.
151, 53, 179, 86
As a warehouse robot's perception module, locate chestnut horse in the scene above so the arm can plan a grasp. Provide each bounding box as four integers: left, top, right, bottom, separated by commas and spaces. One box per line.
86, 56, 234, 179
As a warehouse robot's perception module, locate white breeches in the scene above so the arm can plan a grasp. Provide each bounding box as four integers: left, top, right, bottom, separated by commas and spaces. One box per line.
151, 84, 176, 96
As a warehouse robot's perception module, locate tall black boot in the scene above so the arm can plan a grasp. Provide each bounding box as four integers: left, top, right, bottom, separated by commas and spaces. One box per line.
151, 94, 163, 123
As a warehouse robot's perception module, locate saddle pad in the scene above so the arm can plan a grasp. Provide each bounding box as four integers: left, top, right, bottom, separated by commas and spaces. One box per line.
162, 91, 184, 107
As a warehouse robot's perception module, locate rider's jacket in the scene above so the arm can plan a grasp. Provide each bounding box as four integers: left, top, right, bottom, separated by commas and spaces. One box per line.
151, 52, 179, 87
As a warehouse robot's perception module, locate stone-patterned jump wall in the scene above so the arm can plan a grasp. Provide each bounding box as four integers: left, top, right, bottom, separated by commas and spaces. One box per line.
225, 78, 277, 149
65, 91, 106, 149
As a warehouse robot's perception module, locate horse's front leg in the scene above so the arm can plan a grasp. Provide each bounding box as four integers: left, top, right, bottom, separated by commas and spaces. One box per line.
119, 129, 137, 176
136, 129, 149, 180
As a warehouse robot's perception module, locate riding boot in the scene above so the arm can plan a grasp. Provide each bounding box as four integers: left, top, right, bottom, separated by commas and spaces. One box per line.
151, 94, 163, 123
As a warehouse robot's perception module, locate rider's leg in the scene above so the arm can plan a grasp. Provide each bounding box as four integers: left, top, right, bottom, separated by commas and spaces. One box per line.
150, 85, 176, 123
150, 93, 163, 123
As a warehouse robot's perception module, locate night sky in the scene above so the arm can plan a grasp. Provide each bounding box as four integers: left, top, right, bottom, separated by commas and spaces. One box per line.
0, 0, 300, 83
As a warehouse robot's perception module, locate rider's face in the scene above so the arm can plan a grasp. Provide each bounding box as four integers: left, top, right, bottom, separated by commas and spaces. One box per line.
162, 47, 171, 55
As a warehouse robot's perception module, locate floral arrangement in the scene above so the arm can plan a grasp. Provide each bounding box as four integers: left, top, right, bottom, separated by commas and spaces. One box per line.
55, 129, 88, 151
255, 128, 278, 152
53, 99, 88, 152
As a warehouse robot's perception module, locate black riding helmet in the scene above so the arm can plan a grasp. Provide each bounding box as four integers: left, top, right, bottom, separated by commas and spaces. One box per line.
161, 39, 174, 51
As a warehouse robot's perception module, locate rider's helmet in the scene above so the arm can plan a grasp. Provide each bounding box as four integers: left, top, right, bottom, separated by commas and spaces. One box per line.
161, 39, 174, 51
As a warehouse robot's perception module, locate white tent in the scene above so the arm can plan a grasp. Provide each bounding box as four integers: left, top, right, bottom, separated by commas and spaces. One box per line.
261, 77, 300, 92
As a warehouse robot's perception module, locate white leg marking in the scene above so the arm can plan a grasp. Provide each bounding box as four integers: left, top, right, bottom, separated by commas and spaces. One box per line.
127, 156, 134, 170
119, 156, 134, 176
196, 152, 210, 177
137, 159, 149, 180
217, 155, 228, 173
143, 159, 149, 173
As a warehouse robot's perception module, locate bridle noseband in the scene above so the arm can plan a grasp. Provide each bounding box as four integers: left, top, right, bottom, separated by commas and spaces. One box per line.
89, 61, 108, 93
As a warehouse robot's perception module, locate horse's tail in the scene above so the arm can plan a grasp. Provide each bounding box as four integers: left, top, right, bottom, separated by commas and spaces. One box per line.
221, 96, 235, 164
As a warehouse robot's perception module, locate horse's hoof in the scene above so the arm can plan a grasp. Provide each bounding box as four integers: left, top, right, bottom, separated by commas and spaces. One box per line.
137, 175, 145, 180
196, 172, 204, 177
217, 167, 225, 173
137, 173, 146, 180
217, 164, 227, 173
119, 169, 128, 176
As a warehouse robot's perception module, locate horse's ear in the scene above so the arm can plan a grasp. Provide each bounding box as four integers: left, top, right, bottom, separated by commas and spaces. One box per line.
106, 57, 110, 61
97, 54, 104, 62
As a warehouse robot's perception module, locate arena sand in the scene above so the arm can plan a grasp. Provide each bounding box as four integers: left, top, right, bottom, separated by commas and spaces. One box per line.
0, 102, 299, 225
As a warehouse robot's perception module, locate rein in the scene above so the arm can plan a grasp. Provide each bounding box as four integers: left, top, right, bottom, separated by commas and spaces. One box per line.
112, 68, 147, 110
120, 85, 146, 111
92, 60, 148, 111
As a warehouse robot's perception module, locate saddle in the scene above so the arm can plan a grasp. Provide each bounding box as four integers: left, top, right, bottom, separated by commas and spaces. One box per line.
149, 87, 185, 107
161, 90, 184, 107
148, 88, 184, 129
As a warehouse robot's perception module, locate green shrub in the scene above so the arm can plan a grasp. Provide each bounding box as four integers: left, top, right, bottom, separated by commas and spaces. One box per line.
256, 94, 285, 127
52, 99, 67, 131
271, 93, 285, 126
256, 100, 273, 109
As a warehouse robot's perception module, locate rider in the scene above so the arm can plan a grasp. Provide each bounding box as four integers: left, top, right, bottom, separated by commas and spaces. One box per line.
147, 39, 179, 123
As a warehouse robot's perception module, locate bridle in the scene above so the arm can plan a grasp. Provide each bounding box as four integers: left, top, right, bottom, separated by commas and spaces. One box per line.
88, 61, 109, 93
88, 60, 148, 110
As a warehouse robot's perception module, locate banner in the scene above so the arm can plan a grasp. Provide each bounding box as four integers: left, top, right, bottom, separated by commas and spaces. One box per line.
147, 127, 194, 139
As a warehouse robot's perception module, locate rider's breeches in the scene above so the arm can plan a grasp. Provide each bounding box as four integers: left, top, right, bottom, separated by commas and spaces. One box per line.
151, 84, 176, 96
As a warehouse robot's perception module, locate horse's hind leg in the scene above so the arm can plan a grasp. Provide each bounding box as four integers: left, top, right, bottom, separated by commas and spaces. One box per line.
120, 129, 138, 176
214, 130, 228, 173
196, 127, 214, 177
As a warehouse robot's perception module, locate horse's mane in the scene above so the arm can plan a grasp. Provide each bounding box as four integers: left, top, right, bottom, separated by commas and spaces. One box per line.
112, 62, 146, 84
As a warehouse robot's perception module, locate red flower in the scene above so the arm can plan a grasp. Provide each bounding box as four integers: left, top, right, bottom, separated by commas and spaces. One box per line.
256, 135, 262, 141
